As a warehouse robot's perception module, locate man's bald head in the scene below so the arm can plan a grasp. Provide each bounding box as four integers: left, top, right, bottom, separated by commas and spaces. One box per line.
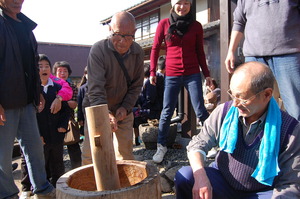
232, 61, 275, 94
109, 11, 136, 55
110, 11, 136, 30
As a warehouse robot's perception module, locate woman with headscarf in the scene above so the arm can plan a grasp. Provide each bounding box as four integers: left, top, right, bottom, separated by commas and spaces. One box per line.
150, 0, 212, 163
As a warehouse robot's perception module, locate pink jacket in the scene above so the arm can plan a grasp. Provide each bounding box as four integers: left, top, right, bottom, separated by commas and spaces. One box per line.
50, 74, 72, 101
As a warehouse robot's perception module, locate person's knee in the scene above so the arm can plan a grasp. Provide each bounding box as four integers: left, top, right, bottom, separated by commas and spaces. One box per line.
174, 170, 185, 187
175, 166, 194, 199
174, 166, 194, 188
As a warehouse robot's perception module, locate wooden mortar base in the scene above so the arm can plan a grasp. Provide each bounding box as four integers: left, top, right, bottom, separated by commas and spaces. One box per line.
56, 160, 162, 199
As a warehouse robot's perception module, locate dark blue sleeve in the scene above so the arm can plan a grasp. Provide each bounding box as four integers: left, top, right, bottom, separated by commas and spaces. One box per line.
142, 79, 157, 109
77, 83, 87, 122
58, 101, 70, 130
55, 83, 70, 129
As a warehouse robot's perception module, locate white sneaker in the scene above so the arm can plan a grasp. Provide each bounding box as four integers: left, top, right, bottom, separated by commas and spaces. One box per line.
207, 147, 218, 158
153, 144, 167, 163
33, 188, 56, 199
19, 191, 33, 199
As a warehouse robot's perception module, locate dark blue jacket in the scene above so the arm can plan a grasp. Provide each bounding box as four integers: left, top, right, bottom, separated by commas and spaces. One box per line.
77, 82, 87, 122
136, 73, 164, 119
37, 82, 69, 145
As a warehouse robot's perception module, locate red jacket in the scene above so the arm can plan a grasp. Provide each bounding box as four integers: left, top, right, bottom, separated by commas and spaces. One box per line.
150, 18, 210, 78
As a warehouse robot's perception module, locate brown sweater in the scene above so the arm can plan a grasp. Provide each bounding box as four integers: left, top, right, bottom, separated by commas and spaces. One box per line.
85, 39, 144, 114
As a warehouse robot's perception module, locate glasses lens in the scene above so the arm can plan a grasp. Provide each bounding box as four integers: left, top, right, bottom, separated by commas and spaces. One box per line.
112, 32, 134, 41
125, 35, 134, 41
227, 90, 243, 104
227, 90, 234, 100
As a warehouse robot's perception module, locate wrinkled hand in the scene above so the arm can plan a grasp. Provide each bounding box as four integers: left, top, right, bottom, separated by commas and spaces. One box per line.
109, 113, 118, 132
40, 136, 45, 145
38, 102, 44, 113
78, 120, 84, 126
57, 127, 67, 133
150, 76, 157, 86
50, 98, 61, 114
0, 104, 6, 126
225, 51, 235, 74
68, 100, 77, 110
115, 107, 127, 121
205, 77, 213, 88
192, 168, 213, 199
38, 94, 45, 113
206, 85, 213, 93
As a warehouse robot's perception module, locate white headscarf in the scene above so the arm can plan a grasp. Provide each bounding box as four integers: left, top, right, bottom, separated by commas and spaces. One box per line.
171, 0, 193, 8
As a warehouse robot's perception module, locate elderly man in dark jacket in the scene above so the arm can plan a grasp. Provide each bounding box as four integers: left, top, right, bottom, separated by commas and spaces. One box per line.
0, 0, 55, 198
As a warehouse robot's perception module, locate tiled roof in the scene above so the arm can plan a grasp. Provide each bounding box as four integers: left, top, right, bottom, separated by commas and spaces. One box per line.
100, 0, 169, 25
100, 0, 152, 24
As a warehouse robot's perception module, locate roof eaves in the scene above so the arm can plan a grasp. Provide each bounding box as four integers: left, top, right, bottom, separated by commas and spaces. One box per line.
100, 0, 153, 25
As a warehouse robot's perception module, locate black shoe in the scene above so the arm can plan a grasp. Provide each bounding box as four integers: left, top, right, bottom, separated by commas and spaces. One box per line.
12, 163, 18, 171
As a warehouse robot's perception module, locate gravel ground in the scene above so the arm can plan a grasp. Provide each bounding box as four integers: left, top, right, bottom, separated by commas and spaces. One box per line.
63, 135, 191, 172
133, 144, 190, 168
62, 136, 190, 198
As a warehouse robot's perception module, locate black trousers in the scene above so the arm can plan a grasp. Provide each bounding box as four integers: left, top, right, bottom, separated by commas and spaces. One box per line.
44, 143, 65, 187
66, 142, 82, 169
21, 143, 65, 189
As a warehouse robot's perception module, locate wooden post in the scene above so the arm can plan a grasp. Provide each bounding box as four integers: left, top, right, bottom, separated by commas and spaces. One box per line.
85, 104, 121, 191
220, 0, 231, 103
181, 88, 197, 138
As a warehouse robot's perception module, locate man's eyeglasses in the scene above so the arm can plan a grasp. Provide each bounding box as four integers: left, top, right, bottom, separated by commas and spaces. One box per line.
111, 29, 135, 41
227, 89, 265, 105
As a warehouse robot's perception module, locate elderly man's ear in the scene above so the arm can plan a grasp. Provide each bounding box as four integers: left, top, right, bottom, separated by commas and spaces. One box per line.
263, 88, 273, 101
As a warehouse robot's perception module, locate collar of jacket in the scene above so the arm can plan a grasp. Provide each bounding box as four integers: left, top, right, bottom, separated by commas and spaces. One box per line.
0, 8, 37, 31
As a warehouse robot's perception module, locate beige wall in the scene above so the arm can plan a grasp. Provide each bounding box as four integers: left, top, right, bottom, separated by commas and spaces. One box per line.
159, 0, 208, 24
196, 0, 208, 25
160, 3, 171, 19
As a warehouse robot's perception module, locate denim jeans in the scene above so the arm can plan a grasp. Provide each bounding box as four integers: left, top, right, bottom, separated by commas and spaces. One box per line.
175, 166, 273, 199
0, 103, 54, 198
158, 73, 209, 146
245, 53, 300, 121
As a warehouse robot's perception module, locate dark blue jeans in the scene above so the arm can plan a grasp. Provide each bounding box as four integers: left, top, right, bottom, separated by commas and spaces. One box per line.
158, 73, 209, 146
0, 104, 54, 198
175, 166, 273, 199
